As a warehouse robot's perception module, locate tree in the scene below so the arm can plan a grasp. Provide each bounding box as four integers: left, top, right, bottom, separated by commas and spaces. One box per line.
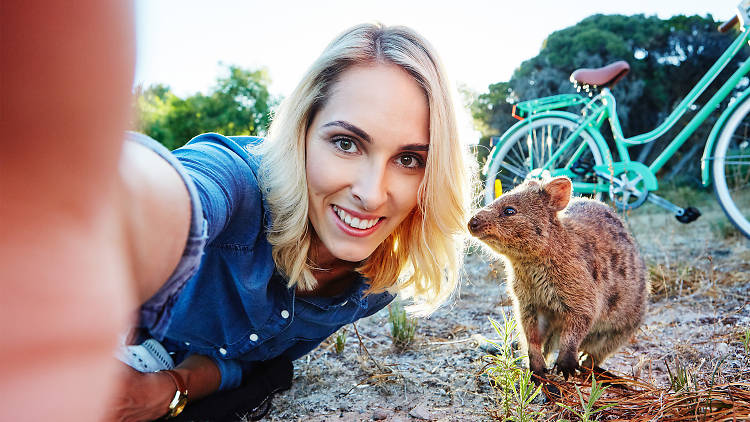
133, 65, 278, 150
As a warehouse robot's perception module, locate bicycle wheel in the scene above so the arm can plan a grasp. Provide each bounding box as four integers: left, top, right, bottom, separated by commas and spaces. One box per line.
484, 116, 604, 205
712, 96, 750, 238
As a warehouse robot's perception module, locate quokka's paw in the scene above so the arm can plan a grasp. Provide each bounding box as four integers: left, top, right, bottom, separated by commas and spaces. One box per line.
529, 369, 561, 400
554, 352, 579, 380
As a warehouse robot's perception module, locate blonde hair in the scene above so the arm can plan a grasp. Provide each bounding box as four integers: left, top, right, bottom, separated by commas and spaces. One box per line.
256, 23, 473, 315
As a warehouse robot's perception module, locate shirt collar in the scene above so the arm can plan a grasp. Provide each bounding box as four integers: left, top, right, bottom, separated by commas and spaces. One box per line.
293, 273, 370, 310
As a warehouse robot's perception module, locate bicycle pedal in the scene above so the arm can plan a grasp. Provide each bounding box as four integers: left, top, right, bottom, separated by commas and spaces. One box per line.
675, 206, 701, 224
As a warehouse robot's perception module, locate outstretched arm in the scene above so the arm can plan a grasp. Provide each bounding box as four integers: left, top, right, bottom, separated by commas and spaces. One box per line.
107, 138, 227, 421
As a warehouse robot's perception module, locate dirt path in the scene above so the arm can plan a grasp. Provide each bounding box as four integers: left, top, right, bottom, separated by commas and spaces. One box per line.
266, 203, 750, 422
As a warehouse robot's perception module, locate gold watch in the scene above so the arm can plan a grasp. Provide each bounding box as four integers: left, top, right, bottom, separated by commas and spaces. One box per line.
159, 369, 188, 418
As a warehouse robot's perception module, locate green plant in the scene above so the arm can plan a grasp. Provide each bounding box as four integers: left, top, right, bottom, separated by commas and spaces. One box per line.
483, 312, 544, 421
507, 366, 545, 422
666, 358, 696, 394
388, 301, 417, 349
334, 328, 347, 354
742, 327, 750, 354
557, 375, 615, 422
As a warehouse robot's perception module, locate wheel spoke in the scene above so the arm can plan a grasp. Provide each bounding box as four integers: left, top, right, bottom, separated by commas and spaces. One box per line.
498, 162, 528, 179
484, 117, 604, 205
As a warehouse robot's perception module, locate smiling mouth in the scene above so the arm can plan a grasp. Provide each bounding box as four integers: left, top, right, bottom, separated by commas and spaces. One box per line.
332, 205, 382, 230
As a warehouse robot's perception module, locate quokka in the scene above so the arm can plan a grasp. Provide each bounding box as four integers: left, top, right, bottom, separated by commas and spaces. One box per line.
468, 176, 649, 382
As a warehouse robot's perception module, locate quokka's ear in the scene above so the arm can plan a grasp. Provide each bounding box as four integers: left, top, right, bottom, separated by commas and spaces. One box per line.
544, 176, 572, 211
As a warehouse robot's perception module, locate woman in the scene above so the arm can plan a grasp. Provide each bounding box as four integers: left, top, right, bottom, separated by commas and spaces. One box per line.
111, 23, 472, 421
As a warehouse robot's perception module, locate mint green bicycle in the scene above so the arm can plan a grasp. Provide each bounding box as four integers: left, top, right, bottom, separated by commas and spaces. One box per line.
483, 2, 750, 238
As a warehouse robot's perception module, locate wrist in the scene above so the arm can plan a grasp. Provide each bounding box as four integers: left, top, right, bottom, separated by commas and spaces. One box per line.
158, 369, 189, 418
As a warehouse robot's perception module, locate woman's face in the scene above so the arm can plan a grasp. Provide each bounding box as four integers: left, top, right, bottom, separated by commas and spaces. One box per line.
305, 63, 429, 263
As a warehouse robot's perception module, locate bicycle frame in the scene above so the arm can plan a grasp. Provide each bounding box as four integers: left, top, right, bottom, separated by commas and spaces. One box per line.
519, 22, 750, 194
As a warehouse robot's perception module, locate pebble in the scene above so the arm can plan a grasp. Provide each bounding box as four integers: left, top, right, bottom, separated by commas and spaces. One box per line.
716, 342, 730, 355
372, 409, 390, 420
409, 403, 432, 420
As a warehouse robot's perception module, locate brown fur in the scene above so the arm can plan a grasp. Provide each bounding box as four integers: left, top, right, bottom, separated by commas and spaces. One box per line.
468, 177, 649, 381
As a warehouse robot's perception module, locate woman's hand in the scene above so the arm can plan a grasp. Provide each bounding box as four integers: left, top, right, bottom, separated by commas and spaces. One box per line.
105, 355, 221, 422
104, 365, 174, 422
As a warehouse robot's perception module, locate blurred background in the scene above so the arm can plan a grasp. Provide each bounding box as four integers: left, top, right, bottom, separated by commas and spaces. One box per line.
132, 0, 743, 187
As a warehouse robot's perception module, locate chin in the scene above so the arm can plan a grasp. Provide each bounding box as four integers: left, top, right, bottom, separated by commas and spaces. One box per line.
331, 244, 377, 263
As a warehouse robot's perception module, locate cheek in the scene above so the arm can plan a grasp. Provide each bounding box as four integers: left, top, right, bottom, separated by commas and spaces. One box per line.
305, 145, 345, 200
391, 174, 422, 216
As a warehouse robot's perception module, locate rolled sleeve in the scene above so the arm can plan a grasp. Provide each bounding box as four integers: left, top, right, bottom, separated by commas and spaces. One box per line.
212, 357, 244, 391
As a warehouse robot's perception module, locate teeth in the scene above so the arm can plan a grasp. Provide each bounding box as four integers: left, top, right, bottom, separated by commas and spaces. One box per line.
332, 205, 379, 230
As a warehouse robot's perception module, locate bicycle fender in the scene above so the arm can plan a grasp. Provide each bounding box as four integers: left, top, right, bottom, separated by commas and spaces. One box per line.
702, 88, 750, 187
482, 111, 614, 177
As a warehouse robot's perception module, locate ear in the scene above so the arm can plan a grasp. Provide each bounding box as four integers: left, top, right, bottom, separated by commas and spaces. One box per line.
544, 176, 572, 211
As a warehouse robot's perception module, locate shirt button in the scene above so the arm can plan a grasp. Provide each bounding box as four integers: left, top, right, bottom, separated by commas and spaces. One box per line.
281, 310, 290, 319
218, 347, 227, 355
249, 333, 259, 342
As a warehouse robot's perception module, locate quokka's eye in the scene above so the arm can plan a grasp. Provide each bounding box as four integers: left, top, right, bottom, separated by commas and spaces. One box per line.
503, 207, 516, 216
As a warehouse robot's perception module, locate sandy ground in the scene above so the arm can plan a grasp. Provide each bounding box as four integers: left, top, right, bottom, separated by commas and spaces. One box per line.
262, 201, 750, 422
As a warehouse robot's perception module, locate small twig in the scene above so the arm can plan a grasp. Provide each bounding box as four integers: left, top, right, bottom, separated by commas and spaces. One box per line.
351, 322, 388, 373
426, 337, 478, 346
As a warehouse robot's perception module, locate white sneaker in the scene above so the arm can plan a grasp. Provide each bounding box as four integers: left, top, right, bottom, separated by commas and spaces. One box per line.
116, 339, 174, 372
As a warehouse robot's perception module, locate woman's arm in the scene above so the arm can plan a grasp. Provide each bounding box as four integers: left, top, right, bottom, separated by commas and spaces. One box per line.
113, 140, 229, 421
118, 139, 192, 304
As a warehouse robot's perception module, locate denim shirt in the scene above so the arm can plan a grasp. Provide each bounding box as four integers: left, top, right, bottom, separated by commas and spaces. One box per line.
133, 133, 394, 391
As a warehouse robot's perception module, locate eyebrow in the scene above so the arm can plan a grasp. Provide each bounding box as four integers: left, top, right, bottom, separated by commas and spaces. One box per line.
321, 120, 429, 152
399, 144, 429, 152
322, 120, 371, 143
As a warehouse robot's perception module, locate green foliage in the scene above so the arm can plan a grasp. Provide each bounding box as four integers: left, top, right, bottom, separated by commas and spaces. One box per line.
470, 13, 746, 181
556, 375, 616, 422
388, 301, 417, 349
742, 327, 750, 354
483, 312, 545, 421
334, 328, 347, 354
133, 65, 278, 150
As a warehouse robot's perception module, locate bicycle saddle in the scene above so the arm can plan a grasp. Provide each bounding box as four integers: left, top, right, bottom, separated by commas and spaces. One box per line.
570, 61, 630, 88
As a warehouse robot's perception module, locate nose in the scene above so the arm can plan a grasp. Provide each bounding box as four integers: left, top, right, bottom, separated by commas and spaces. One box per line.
351, 162, 388, 212
468, 216, 482, 234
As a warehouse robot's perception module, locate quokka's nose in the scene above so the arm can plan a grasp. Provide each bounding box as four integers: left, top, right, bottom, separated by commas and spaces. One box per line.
468, 216, 482, 233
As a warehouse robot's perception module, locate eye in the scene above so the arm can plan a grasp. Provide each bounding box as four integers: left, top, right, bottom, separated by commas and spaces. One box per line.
333, 137, 358, 153
396, 154, 425, 169
503, 207, 516, 216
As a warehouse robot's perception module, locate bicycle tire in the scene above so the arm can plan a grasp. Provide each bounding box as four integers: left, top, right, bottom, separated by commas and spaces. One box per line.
712, 95, 750, 238
484, 116, 604, 205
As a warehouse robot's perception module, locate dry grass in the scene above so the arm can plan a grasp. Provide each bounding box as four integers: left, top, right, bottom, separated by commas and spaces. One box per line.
547, 369, 750, 421
647, 252, 749, 300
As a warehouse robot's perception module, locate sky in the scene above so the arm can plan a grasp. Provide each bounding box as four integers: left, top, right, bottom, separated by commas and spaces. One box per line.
133, 0, 740, 142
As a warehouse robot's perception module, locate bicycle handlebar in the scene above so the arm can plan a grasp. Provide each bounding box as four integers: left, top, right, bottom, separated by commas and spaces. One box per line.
719, 15, 740, 33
